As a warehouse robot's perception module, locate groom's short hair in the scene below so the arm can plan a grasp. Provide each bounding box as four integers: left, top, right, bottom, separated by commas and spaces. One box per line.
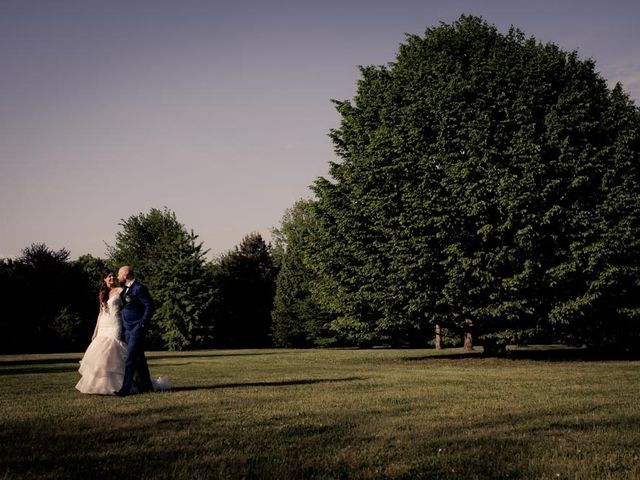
120, 265, 135, 279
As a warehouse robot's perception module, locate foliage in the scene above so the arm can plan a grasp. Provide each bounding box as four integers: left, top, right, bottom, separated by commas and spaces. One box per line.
1, 214, 279, 352
151, 229, 215, 350
211, 233, 277, 347
311, 15, 640, 349
0, 244, 95, 353
108, 208, 215, 350
74, 254, 108, 293
50, 307, 84, 349
271, 200, 336, 347
71, 254, 109, 342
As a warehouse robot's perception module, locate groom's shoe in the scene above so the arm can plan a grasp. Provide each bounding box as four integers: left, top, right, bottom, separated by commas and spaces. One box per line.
114, 389, 129, 397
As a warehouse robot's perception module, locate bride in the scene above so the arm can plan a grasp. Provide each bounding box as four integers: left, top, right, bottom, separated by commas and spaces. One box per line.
75, 270, 170, 395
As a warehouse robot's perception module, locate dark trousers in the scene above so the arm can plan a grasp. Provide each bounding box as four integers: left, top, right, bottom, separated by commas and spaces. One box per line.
121, 324, 153, 393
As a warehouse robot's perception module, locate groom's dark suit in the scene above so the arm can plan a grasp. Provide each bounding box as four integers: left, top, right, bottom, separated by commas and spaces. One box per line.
118, 279, 154, 395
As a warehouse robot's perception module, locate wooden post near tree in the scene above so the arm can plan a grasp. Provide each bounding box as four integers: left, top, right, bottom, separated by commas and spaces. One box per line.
464, 319, 473, 352
435, 324, 442, 350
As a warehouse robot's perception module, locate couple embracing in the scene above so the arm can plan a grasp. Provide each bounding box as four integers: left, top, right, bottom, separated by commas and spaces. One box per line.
76, 266, 170, 396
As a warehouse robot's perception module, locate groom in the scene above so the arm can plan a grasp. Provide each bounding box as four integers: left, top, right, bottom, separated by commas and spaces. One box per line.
115, 265, 154, 396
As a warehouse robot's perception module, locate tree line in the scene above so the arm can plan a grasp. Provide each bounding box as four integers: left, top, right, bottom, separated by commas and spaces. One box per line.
3, 16, 639, 354
0, 209, 277, 353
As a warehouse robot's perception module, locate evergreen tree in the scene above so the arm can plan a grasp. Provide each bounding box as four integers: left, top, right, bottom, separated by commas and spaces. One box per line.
151, 228, 215, 350
108, 208, 214, 350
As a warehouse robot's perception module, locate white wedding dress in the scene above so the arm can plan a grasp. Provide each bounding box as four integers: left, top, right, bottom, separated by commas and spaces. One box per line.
75, 294, 127, 394
75, 293, 171, 395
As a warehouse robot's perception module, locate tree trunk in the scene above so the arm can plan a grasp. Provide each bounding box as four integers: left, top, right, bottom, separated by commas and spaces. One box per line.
435, 324, 442, 350
463, 319, 473, 352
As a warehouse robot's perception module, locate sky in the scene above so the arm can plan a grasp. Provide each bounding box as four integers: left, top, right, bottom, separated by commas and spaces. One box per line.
1, 0, 639, 260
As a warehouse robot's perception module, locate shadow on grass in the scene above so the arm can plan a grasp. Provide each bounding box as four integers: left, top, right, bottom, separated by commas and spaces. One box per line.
0, 350, 293, 373
171, 377, 365, 392
506, 347, 640, 362
0, 365, 79, 376
0, 357, 80, 367
0, 402, 357, 480
4, 397, 638, 479
0, 350, 293, 367
404, 347, 640, 363
147, 351, 297, 361
400, 408, 640, 479
404, 352, 483, 362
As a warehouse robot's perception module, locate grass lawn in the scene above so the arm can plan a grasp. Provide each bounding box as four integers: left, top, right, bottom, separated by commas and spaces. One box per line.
1, 347, 639, 479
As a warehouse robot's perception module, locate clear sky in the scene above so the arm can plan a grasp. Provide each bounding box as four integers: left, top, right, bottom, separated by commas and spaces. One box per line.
2, 0, 639, 260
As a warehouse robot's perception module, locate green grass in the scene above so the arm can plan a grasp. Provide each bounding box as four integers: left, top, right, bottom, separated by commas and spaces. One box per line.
1, 347, 639, 479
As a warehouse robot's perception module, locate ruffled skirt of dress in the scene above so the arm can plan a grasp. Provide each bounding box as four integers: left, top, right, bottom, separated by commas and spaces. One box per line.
75, 336, 127, 395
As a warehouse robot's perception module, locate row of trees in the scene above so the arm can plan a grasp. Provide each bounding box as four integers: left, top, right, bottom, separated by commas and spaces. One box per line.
0, 209, 277, 353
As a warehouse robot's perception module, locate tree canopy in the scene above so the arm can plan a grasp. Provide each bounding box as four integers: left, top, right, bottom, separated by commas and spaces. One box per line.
310, 15, 640, 350
0, 244, 97, 353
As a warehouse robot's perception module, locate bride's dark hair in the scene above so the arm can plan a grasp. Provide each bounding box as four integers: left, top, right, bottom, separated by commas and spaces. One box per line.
99, 270, 115, 309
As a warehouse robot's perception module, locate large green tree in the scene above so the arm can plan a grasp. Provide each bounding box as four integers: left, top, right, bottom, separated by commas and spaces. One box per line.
311, 15, 640, 350
108, 208, 215, 350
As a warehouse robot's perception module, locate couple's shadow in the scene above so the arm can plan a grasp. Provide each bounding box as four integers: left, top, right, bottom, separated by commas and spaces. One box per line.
170, 376, 364, 392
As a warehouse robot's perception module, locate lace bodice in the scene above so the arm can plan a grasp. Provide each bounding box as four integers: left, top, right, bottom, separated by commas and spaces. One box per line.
97, 293, 123, 339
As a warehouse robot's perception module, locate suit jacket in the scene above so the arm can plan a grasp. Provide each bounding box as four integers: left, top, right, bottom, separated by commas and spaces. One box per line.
120, 280, 155, 330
